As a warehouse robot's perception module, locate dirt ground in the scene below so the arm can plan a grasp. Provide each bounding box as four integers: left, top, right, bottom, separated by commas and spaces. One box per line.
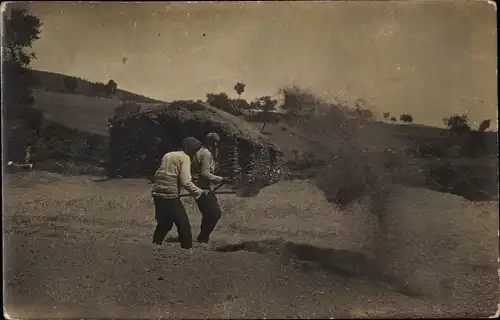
3, 171, 499, 318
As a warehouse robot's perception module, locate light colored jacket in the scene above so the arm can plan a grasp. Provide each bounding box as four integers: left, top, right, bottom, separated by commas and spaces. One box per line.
192, 146, 223, 189
151, 151, 204, 199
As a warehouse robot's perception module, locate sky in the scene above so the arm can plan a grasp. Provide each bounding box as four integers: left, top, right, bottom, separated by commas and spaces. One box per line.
7, 1, 498, 128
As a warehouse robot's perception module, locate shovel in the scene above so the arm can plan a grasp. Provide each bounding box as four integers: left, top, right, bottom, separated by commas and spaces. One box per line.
180, 181, 263, 198
179, 160, 288, 198
179, 163, 257, 198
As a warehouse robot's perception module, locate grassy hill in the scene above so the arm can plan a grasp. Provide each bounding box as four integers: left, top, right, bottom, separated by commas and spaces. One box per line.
32, 89, 162, 136
30, 69, 496, 161
245, 114, 497, 202
32, 70, 163, 104
5, 70, 167, 173
8, 69, 497, 201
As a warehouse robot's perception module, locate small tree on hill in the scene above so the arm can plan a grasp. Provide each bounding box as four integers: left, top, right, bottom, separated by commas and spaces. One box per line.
254, 96, 278, 133
390, 116, 397, 122
106, 79, 118, 97
478, 119, 491, 132
383, 112, 390, 120
400, 114, 413, 123
249, 100, 260, 109
472, 119, 494, 157
234, 82, 246, 98
258, 96, 278, 113
443, 114, 470, 135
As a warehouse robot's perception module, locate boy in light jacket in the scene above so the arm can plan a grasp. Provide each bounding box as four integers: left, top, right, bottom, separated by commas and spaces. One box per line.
151, 137, 209, 249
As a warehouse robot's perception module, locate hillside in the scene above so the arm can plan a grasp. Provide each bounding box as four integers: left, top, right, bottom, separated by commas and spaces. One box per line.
8, 70, 496, 202
30, 69, 496, 159
32, 70, 163, 104
251, 116, 497, 158
32, 89, 162, 136
247, 117, 497, 202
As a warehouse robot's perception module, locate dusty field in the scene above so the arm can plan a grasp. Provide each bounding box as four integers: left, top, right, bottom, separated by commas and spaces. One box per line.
3, 171, 499, 318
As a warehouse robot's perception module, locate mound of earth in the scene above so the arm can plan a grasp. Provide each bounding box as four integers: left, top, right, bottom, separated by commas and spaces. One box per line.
108, 100, 286, 184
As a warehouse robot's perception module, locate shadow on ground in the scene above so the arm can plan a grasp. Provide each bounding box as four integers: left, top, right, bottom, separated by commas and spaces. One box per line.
215, 239, 423, 298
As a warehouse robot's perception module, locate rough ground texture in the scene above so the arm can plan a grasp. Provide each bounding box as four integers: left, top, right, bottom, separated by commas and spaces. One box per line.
3, 171, 498, 318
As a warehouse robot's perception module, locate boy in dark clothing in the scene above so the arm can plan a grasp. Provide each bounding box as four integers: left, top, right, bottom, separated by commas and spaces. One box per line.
192, 133, 231, 243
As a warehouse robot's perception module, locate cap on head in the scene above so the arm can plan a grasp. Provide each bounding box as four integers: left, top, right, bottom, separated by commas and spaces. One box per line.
181, 137, 202, 155
205, 132, 220, 145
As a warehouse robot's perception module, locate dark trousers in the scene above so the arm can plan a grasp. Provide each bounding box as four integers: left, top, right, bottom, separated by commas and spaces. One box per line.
195, 193, 222, 242
152, 196, 193, 249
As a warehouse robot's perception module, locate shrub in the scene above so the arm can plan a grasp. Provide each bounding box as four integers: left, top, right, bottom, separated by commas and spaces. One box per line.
206, 92, 242, 116
280, 86, 319, 118
400, 114, 413, 123
232, 99, 250, 113
31, 120, 108, 166
106, 79, 118, 96
477, 119, 491, 132
443, 114, 470, 134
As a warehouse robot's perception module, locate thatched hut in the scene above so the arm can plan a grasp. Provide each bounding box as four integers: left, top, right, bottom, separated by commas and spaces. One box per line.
107, 100, 286, 187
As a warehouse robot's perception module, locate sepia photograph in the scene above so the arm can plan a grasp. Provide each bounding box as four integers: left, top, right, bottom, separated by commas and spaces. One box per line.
2, 1, 498, 318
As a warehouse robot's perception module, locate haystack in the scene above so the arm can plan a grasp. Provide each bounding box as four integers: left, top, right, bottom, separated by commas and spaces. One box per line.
107, 100, 286, 187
